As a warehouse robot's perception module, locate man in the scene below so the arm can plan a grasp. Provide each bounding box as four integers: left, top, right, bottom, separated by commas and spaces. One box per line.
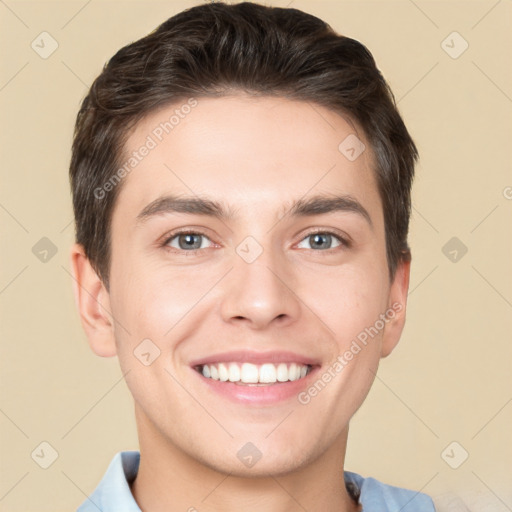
69, 2, 436, 510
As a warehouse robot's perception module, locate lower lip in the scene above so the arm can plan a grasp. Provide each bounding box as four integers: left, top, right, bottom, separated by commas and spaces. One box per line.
193, 366, 320, 405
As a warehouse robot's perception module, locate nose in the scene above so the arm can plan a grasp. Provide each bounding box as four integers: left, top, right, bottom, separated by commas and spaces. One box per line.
219, 243, 301, 330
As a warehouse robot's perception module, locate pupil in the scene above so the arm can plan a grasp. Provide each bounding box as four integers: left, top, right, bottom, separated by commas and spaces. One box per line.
312, 233, 330, 249
180, 234, 200, 249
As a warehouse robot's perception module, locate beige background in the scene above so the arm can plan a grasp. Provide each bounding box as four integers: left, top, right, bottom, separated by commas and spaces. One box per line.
1, 0, 511, 510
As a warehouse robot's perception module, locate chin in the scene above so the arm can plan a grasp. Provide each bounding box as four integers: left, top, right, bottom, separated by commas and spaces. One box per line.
190, 439, 317, 478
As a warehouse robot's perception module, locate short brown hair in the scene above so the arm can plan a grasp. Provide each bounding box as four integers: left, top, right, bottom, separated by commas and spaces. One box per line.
69, 1, 418, 291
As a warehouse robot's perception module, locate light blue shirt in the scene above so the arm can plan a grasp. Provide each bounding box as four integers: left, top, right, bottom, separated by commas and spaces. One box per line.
77, 451, 436, 511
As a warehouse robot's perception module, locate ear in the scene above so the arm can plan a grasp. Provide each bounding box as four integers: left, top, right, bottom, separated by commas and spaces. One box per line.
69, 243, 117, 357
380, 258, 411, 358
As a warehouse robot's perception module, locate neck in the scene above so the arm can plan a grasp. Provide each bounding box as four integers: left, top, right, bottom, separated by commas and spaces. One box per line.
131, 408, 359, 512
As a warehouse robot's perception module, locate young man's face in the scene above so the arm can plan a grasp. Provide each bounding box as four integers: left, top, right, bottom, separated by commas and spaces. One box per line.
74, 95, 409, 476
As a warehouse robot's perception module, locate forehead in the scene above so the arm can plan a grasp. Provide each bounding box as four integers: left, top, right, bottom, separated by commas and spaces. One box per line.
112, 94, 381, 225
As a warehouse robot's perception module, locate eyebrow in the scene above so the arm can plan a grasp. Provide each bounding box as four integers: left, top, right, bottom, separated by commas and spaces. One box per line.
136, 193, 373, 228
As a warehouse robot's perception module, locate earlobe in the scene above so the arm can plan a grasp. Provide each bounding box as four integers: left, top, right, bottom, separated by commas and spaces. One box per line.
69, 243, 117, 357
380, 258, 411, 358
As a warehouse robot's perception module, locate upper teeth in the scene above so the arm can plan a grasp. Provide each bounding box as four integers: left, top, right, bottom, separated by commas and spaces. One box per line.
200, 362, 310, 384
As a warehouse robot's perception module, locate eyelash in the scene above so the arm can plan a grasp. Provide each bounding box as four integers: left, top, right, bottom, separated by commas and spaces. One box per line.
160, 228, 351, 256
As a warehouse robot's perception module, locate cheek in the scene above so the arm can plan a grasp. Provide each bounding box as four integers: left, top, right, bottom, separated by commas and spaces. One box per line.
107, 268, 196, 405
298, 268, 388, 417
109, 261, 217, 349
304, 262, 389, 339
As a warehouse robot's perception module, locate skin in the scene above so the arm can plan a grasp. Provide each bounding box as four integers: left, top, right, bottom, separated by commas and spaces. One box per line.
71, 94, 410, 512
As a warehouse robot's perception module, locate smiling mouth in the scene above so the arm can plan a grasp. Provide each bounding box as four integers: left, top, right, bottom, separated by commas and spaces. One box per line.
194, 362, 313, 385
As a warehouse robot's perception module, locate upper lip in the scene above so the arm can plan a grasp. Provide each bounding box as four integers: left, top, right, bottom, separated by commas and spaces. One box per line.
189, 350, 320, 367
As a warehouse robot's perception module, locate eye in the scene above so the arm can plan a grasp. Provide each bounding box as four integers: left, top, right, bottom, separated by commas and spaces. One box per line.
296, 231, 347, 251
161, 229, 349, 255
163, 231, 214, 252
